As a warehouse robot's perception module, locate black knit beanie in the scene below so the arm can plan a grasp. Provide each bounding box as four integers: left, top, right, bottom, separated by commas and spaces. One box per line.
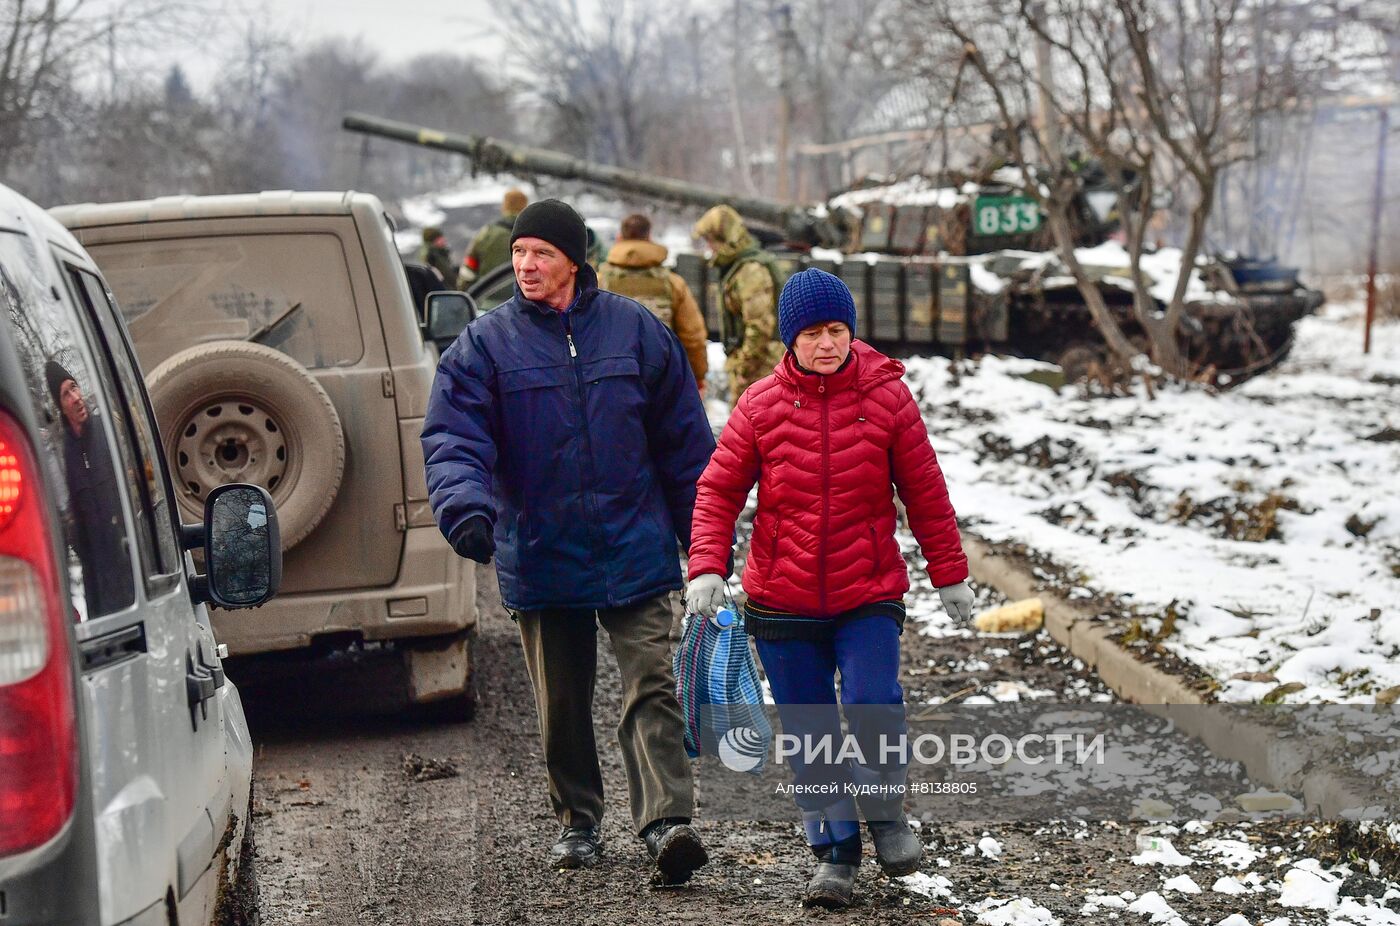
45, 359, 75, 407
510, 199, 588, 268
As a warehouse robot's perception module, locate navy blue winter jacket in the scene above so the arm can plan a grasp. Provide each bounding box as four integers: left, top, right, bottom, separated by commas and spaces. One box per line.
422, 264, 715, 612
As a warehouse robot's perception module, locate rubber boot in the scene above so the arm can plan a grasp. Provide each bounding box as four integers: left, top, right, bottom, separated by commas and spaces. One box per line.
804, 859, 859, 909
868, 817, 922, 876
852, 767, 921, 876
800, 806, 862, 909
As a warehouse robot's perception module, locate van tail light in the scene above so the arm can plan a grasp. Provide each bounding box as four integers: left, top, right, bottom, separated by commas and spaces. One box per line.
0, 408, 77, 858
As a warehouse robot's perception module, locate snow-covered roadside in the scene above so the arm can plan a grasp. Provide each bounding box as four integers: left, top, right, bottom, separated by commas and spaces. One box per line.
898, 818, 1400, 925
901, 301, 1400, 704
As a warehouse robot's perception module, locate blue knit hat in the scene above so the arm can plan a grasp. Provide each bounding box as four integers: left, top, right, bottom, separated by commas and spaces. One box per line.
778, 268, 857, 348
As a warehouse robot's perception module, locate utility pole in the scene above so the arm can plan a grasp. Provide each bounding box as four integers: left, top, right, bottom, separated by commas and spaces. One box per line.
729, 0, 759, 195
1364, 106, 1390, 355
774, 3, 794, 202
1030, 2, 1061, 163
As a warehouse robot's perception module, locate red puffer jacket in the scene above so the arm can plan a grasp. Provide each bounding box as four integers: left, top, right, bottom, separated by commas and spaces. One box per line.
688, 340, 968, 617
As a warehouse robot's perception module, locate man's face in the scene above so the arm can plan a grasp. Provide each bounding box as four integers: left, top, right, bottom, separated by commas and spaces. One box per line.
792, 321, 852, 374
512, 237, 578, 309
58, 378, 88, 432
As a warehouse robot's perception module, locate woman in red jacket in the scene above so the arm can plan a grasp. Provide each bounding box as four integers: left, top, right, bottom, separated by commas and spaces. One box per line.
686, 268, 974, 908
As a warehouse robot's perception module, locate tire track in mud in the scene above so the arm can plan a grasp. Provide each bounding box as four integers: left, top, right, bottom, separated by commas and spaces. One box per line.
243, 562, 1389, 924
244, 564, 958, 923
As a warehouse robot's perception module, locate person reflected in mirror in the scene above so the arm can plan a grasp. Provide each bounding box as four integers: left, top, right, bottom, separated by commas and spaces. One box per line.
46, 359, 133, 618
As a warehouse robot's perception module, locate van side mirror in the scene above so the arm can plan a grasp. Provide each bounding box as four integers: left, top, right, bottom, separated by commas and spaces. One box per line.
424, 290, 477, 347
191, 483, 282, 609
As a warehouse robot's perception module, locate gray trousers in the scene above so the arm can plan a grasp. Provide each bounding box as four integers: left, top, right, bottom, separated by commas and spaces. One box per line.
516, 594, 694, 834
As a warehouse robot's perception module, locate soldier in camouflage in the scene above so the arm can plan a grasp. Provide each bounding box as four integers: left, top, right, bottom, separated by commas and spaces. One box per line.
457, 188, 529, 289
693, 204, 785, 406
416, 226, 455, 282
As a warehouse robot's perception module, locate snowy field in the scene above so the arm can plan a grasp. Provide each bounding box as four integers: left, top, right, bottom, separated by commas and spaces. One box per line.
895, 301, 1400, 704
708, 303, 1399, 703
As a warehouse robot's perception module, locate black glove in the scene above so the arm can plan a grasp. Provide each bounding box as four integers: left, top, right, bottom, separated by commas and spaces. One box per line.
450, 515, 495, 564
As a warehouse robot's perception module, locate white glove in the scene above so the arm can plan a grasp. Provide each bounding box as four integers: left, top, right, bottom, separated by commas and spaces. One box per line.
938, 581, 975, 625
685, 574, 727, 620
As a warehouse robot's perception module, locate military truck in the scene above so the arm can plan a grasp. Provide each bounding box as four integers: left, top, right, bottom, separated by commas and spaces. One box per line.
344, 112, 1323, 386
50, 192, 479, 718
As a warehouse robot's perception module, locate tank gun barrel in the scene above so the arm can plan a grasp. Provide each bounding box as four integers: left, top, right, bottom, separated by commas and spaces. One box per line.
342, 112, 853, 248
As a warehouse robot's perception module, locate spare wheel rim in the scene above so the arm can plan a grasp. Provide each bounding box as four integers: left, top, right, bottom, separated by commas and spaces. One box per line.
172, 395, 298, 506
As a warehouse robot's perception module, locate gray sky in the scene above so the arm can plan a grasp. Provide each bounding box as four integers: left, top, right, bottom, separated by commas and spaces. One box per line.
159, 0, 601, 92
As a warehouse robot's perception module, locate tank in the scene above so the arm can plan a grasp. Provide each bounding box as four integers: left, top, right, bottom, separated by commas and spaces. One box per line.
344, 112, 1322, 386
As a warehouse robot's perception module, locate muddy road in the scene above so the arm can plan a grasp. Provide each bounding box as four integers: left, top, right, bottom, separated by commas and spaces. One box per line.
237, 564, 1386, 925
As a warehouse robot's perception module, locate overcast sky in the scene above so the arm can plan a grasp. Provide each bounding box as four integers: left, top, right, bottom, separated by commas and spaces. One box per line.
153, 0, 602, 92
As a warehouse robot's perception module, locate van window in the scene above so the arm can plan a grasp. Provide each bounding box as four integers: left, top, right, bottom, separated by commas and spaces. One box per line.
65, 265, 181, 588
0, 233, 136, 620
473, 264, 517, 312
86, 232, 365, 372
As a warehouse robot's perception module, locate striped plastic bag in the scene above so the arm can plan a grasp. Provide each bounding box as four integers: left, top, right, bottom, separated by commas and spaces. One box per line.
672, 605, 772, 775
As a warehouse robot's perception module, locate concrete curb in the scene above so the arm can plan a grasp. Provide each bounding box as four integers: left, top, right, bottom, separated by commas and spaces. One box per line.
963, 534, 1386, 820
964, 536, 1204, 704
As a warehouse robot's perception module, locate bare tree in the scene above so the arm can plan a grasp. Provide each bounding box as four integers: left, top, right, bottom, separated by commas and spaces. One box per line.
900, 1, 1149, 371
784, 0, 902, 195
497, 0, 667, 167
1, 0, 204, 174
887, 0, 1325, 381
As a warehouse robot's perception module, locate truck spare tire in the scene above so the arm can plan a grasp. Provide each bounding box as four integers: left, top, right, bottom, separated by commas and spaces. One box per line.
146, 340, 345, 550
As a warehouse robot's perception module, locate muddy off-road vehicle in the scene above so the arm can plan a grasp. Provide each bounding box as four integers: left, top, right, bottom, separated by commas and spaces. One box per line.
344, 112, 1323, 386
49, 192, 478, 717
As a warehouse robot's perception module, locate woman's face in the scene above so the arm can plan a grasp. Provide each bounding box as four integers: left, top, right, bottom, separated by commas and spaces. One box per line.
792, 321, 851, 374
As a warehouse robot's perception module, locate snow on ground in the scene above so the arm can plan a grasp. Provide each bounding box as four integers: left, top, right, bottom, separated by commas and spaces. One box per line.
702, 315, 1400, 925
399, 175, 538, 230
967, 895, 1063, 925
1012, 240, 1223, 305
903, 819, 1400, 924
898, 300, 1400, 703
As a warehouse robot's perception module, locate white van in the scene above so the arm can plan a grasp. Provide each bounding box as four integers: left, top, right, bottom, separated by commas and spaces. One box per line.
0, 181, 278, 925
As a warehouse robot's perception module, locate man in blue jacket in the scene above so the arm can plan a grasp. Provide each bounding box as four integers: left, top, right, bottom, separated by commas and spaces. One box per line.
423, 199, 714, 884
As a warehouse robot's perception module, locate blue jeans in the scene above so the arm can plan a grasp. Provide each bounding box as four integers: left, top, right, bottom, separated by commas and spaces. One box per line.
755, 616, 908, 853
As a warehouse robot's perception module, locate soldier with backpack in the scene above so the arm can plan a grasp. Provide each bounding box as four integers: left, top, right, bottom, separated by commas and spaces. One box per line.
693, 204, 786, 406
598, 213, 708, 396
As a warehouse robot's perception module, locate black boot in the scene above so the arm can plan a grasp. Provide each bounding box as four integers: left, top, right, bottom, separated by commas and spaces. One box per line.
804, 860, 858, 908
802, 836, 860, 909
868, 817, 922, 876
642, 818, 709, 885
550, 824, 603, 869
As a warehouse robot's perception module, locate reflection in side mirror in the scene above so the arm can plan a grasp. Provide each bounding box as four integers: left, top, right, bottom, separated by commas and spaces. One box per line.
425, 290, 477, 346
204, 483, 281, 608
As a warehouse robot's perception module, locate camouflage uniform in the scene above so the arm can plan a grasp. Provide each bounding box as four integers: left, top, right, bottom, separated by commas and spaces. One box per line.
458, 189, 528, 289
457, 215, 517, 288
585, 225, 606, 270
416, 227, 455, 282
693, 205, 785, 406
